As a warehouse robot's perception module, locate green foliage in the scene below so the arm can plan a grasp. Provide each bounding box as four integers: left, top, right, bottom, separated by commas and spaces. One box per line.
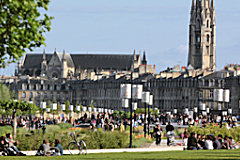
0, 0, 54, 68
0, 126, 12, 136
64, 100, 71, 114
0, 83, 11, 100
56, 123, 72, 130
14, 125, 129, 151
188, 124, 240, 142
89, 100, 94, 111
0, 100, 38, 116
84, 130, 128, 149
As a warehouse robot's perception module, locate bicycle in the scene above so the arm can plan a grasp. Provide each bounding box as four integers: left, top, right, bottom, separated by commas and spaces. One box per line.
68, 132, 87, 155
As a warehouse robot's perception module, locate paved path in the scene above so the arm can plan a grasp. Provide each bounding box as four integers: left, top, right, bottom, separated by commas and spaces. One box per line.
22, 142, 185, 156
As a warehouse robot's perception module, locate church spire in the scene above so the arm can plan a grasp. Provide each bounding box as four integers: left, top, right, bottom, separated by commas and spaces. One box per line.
54, 48, 57, 55
196, 0, 200, 8
142, 50, 147, 65
43, 49, 46, 61
211, 0, 215, 9
191, 0, 195, 11
133, 49, 137, 61
63, 49, 66, 61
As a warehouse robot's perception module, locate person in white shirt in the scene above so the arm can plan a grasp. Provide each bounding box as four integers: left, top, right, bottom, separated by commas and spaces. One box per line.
205, 135, 214, 150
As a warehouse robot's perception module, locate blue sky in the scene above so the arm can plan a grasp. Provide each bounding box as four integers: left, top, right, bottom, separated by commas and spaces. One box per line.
1, 0, 240, 75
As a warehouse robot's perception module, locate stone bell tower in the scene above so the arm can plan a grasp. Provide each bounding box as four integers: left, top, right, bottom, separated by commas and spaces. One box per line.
188, 0, 216, 71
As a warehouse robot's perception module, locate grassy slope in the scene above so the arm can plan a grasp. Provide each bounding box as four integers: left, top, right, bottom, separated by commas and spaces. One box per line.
1, 149, 240, 160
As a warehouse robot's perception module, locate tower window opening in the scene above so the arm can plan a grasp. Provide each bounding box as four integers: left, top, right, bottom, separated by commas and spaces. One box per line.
197, 36, 201, 43
206, 35, 210, 43
207, 20, 209, 28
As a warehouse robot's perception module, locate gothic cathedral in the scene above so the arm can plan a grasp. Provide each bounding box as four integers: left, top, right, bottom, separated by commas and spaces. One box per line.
188, 0, 216, 71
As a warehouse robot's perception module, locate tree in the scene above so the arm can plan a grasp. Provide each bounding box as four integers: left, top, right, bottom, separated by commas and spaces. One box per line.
0, 100, 38, 138
0, 0, 53, 68
0, 83, 10, 100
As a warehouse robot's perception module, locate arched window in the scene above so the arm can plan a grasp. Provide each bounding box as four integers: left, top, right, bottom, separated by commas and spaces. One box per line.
206, 20, 209, 28
52, 72, 58, 79
30, 92, 33, 98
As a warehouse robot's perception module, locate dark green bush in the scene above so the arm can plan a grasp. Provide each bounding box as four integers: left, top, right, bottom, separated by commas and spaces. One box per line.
15, 125, 128, 151
83, 130, 128, 149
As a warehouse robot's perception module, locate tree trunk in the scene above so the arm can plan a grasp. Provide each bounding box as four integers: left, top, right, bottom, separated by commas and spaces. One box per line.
13, 111, 17, 139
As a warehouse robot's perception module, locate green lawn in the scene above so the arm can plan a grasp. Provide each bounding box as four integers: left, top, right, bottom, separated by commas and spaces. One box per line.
1, 150, 240, 160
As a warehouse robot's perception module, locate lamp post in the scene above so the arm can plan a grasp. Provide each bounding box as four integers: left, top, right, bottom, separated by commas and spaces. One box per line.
51, 103, 57, 124
40, 102, 46, 123
142, 91, 150, 137
121, 82, 143, 148
148, 95, 153, 136
69, 105, 74, 124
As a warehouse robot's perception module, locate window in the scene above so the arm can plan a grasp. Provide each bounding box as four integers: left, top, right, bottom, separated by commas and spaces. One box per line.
206, 35, 210, 43
44, 92, 47, 98
22, 92, 26, 99
52, 73, 58, 79
30, 92, 33, 98
209, 91, 213, 99
207, 20, 209, 28
209, 102, 214, 109
199, 91, 203, 99
22, 84, 26, 90
197, 36, 201, 43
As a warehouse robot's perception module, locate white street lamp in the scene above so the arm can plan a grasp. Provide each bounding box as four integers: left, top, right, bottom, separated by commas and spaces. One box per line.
61, 104, 65, 111
69, 105, 74, 111
51, 103, 57, 110
76, 106, 80, 112
40, 102, 46, 109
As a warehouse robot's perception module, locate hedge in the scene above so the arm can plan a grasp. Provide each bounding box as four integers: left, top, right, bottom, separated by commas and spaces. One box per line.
188, 123, 240, 142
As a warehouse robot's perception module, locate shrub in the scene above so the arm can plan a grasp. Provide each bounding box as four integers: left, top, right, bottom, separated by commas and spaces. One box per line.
56, 123, 72, 130
14, 125, 129, 151
83, 130, 128, 149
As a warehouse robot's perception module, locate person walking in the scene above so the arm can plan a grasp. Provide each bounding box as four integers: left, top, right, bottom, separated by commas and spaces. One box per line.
166, 122, 174, 146
155, 124, 162, 145
183, 128, 189, 146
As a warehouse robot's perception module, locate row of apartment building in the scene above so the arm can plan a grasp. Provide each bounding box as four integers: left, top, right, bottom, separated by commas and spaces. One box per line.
2, 67, 240, 116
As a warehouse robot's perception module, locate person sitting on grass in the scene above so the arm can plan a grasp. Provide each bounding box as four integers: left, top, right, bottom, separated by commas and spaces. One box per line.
187, 132, 198, 150
0, 136, 8, 155
213, 136, 222, 149
218, 135, 223, 146
5, 133, 26, 156
198, 135, 206, 149
54, 139, 63, 155
36, 139, 50, 156
222, 136, 230, 150
205, 135, 214, 150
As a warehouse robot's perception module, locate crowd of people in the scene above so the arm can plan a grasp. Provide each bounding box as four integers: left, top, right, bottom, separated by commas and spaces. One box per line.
0, 133, 26, 156
0, 132, 63, 156
0, 111, 239, 131
187, 132, 239, 150
0, 111, 239, 156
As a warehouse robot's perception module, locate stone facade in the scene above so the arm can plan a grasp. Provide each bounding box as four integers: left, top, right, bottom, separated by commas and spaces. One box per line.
1, 0, 240, 117
17, 49, 155, 80
188, 0, 216, 71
